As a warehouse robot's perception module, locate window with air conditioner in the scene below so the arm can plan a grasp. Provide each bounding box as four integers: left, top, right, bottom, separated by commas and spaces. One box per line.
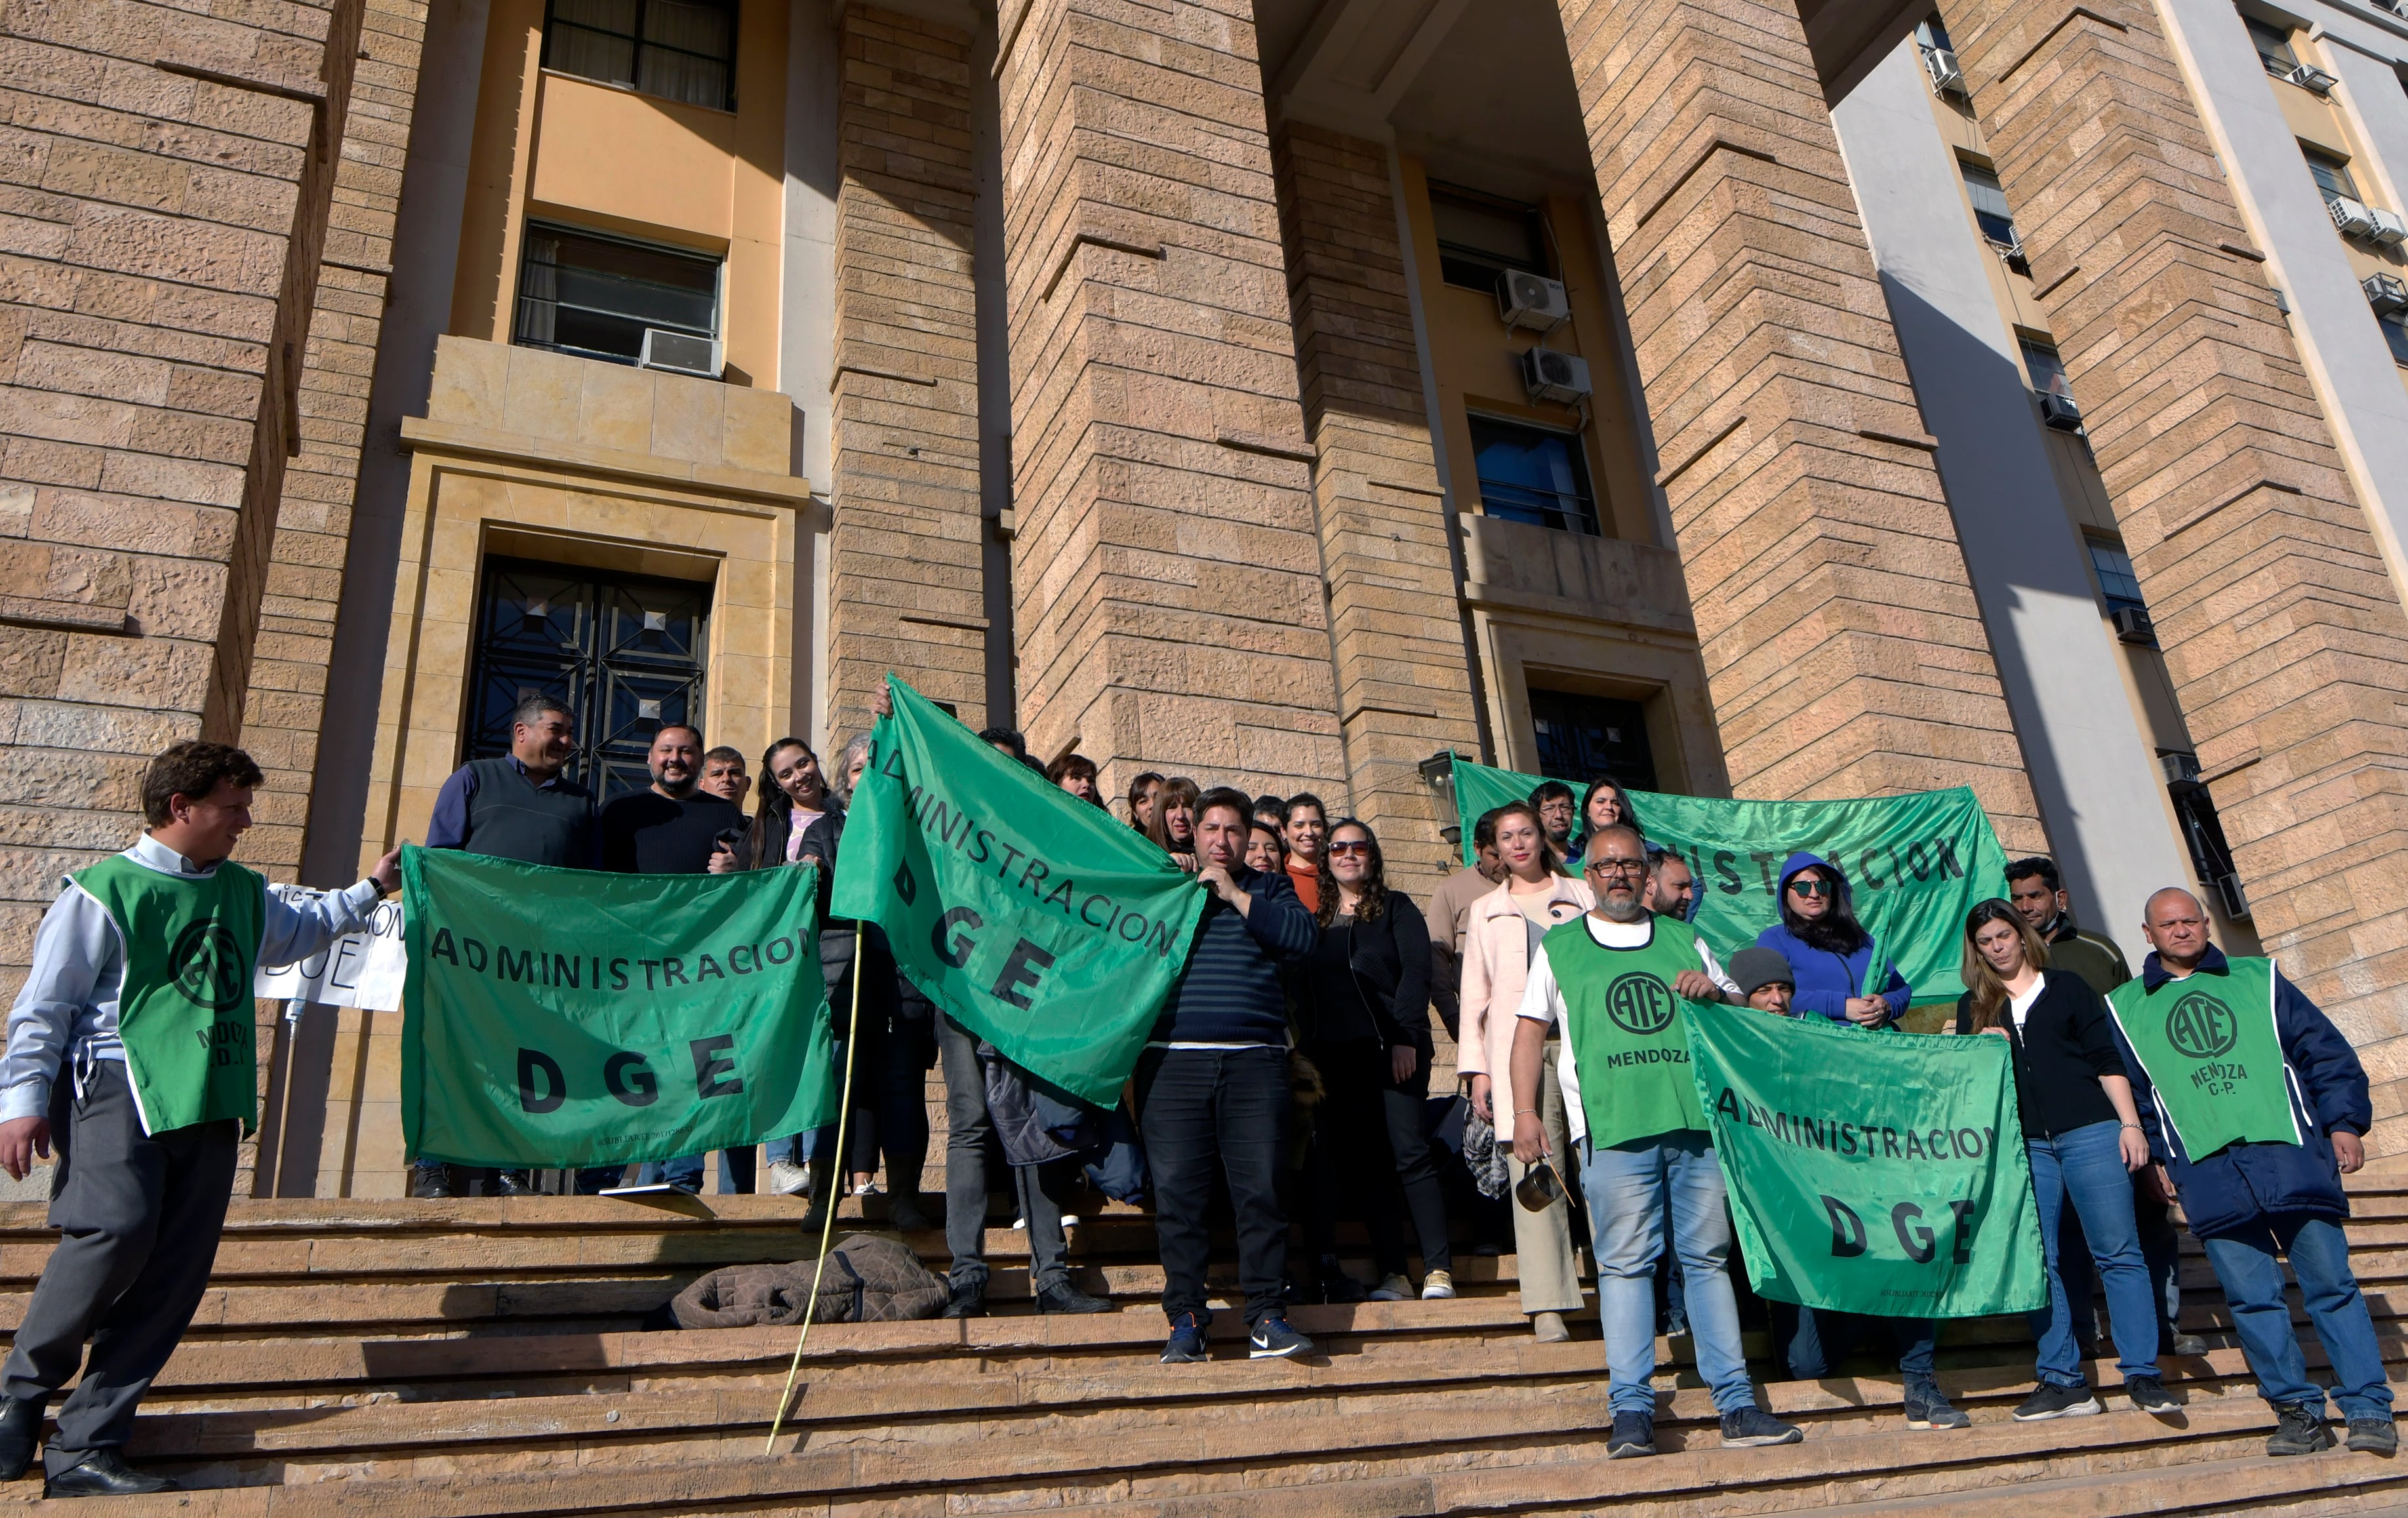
1915, 16, 1965, 96
2021, 338, 2083, 428
1468, 415, 1601, 536
1429, 184, 1548, 292
513, 223, 721, 369
2086, 538, 2146, 614
2246, 16, 2298, 75
1959, 160, 2028, 272
544, 0, 738, 111
2305, 146, 2361, 205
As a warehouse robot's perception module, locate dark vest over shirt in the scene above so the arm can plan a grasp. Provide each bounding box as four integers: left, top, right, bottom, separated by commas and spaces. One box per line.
459, 755, 594, 867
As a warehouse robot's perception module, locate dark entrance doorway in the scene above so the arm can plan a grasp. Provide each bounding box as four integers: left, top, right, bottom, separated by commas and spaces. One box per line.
464, 557, 712, 803
1528, 687, 1658, 793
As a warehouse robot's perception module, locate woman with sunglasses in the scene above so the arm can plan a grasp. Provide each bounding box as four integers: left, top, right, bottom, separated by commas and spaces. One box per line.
1457, 801, 1590, 1341
1297, 821, 1451, 1304
1752, 852, 1909, 1028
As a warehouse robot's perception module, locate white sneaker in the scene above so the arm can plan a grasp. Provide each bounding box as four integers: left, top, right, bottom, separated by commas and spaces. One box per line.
1369, 1273, 1412, 1302
1060, 1214, 1081, 1229
765, 1161, 810, 1197
853, 1181, 881, 1197
1420, 1269, 1455, 1300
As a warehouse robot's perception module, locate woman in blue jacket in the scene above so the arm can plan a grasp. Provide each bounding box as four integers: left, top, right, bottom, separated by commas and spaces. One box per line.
1752, 852, 1910, 1027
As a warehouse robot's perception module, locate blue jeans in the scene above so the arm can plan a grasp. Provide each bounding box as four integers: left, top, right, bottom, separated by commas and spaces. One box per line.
2028, 1120, 2159, 1384
1579, 1130, 1756, 1416
2201, 1212, 2392, 1420
628, 1150, 754, 1193
1772, 1303, 1937, 1382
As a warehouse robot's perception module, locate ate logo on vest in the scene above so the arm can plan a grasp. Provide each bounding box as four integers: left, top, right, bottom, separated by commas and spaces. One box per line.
1605, 972, 1678, 1036
2165, 991, 2239, 1060
169, 920, 249, 1014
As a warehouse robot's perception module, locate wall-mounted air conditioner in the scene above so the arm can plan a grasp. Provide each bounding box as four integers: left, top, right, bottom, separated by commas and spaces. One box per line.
1520, 346, 1592, 403
1921, 45, 1965, 96
2037, 389, 2084, 430
2327, 193, 2380, 239
2110, 605, 2156, 645
638, 328, 722, 379
2285, 62, 2337, 94
1496, 270, 1571, 332
2367, 206, 2408, 248
2365, 271, 2408, 315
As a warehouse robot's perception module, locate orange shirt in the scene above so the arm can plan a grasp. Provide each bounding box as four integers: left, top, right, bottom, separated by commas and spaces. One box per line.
1285, 860, 1321, 913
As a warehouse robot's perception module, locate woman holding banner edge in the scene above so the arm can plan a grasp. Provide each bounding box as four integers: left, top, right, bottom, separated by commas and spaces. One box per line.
1957, 900, 2173, 1419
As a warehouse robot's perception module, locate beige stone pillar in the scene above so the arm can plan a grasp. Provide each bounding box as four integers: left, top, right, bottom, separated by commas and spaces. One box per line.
1273, 124, 1479, 887
1550, 0, 2042, 843
826, 5, 990, 743
1948, 0, 2408, 1146
993, 0, 1342, 794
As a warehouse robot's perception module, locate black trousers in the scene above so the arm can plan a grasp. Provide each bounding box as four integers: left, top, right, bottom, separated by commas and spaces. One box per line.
1305, 1041, 1452, 1277
1, 1062, 235, 1471
1136, 1046, 1289, 1327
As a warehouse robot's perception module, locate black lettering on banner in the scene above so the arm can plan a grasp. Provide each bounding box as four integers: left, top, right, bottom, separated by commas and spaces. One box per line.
1020, 858, 1049, 893
1753, 852, 1782, 896
1906, 841, 1931, 882
640, 959, 660, 989
695, 953, 725, 982
464, 937, 488, 972
604, 1051, 658, 1107
553, 953, 580, 989
766, 935, 795, 965
971, 828, 993, 865
690, 1035, 742, 1098
1902, 1129, 1927, 1161
995, 841, 1026, 881
1080, 893, 1110, 929
498, 946, 534, 983
1935, 840, 1964, 879
430, 929, 459, 966
519, 1049, 566, 1114
1044, 877, 1075, 913
1859, 850, 1885, 890
1950, 1199, 1978, 1264
1882, 1128, 1902, 1159
992, 938, 1056, 1009
2166, 992, 2237, 1059
934, 906, 983, 968
730, 946, 753, 975
1929, 1129, 1952, 1159
1714, 851, 1742, 895
892, 860, 917, 906
1893, 1202, 1936, 1264
1715, 1087, 1742, 1123
1955, 1127, 1983, 1159
1824, 1196, 1866, 1257
610, 958, 630, 989
662, 957, 689, 988
1839, 1123, 1858, 1156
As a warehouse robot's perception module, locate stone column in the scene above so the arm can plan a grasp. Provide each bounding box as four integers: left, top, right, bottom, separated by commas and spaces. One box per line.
994, 0, 1341, 794
1274, 123, 1478, 885
825, 6, 988, 743
1948, 0, 2408, 1144
1550, 0, 2041, 841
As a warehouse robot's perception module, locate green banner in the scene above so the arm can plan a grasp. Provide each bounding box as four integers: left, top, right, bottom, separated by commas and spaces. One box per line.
1687, 1007, 2045, 1317
400, 847, 837, 1168
831, 677, 1208, 1107
1450, 757, 2007, 1007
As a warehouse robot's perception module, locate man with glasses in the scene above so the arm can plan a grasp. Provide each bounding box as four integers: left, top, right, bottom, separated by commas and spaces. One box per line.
1508, 825, 1799, 1458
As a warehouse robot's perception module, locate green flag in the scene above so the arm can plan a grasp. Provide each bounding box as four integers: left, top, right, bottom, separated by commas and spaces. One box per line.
400, 846, 837, 1169
1686, 1007, 2044, 1317
1449, 756, 2007, 1006
831, 677, 1207, 1106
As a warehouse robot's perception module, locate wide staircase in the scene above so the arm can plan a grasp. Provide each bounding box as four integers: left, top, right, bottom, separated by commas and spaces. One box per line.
1, 1176, 2406, 1515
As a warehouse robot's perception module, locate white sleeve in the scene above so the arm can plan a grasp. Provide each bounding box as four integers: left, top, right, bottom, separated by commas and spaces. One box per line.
256, 879, 380, 969
1515, 940, 1567, 1031
1696, 940, 1741, 999
0, 885, 119, 1123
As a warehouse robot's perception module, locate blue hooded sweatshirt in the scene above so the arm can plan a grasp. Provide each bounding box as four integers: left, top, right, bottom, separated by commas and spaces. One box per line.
1752, 850, 1912, 1025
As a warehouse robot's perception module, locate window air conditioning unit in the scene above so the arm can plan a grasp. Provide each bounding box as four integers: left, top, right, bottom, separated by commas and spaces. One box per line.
2213, 871, 2251, 920
1496, 270, 1571, 331
2159, 751, 2201, 786
2037, 389, 2084, 430
1921, 44, 1965, 96
2110, 605, 2156, 645
2327, 193, 2380, 240
1520, 346, 1592, 403
2365, 271, 2408, 315
2285, 62, 2337, 94
638, 328, 722, 379
2367, 206, 2408, 248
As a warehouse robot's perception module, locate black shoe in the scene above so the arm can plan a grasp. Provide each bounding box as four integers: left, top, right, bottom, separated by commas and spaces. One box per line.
410, 1165, 456, 1199
493, 1169, 536, 1197
1719, 1406, 1803, 1447
2013, 1382, 2103, 1420
1607, 1409, 1655, 1459
43, 1450, 174, 1497
1247, 1317, 1314, 1359
1035, 1279, 1112, 1314
1317, 1258, 1368, 1305
2348, 1416, 2399, 1454
889, 1195, 934, 1232
2268, 1402, 2334, 1456
0, 1397, 41, 1481
937, 1281, 986, 1319
2125, 1374, 2178, 1414
1161, 1311, 1208, 1364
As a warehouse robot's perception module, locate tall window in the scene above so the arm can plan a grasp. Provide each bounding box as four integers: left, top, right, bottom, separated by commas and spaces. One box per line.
1916, 14, 1956, 51
513, 223, 720, 366
2020, 338, 2073, 399
1959, 160, 2027, 271
2384, 313, 2408, 368
1529, 689, 1659, 793
2303, 146, 2361, 203
544, 0, 737, 111
1468, 416, 1599, 535
2247, 16, 2299, 75
2085, 536, 2146, 616
1428, 184, 1547, 292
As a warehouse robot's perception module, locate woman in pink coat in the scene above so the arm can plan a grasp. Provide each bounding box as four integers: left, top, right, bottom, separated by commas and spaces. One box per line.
1456, 800, 1593, 1342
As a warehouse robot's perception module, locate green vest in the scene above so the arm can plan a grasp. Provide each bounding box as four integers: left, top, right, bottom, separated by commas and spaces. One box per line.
1547, 913, 1709, 1148
2105, 955, 2297, 1161
75, 852, 265, 1136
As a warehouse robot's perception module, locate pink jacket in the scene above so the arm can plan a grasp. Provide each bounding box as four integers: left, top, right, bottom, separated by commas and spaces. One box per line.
1456, 874, 1595, 1126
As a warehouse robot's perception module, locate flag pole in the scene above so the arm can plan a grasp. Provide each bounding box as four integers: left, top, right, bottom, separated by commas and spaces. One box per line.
765, 919, 865, 1454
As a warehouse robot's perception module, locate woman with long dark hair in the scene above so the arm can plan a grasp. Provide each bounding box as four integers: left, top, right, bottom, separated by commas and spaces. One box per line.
1297, 820, 1450, 1302
723, 738, 829, 872
1958, 898, 2169, 1420
1751, 852, 1908, 1027
1126, 771, 1164, 834
1146, 776, 1199, 869
1565, 778, 1640, 868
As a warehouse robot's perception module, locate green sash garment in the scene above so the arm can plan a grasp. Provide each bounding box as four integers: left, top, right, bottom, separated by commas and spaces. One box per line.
73, 853, 266, 1136
2106, 956, 2298, 1160
1547, 912, 1709, 1148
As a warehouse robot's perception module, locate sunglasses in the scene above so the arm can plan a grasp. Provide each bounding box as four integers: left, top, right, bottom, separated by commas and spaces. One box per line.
1515, 1158, 1569, 1212
1788, 879, 1836, 898
1327, 840, 1373, 857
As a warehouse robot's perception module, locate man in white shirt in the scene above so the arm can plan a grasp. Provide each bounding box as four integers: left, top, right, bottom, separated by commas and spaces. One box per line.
1510, 825, 1799, 1460
0, 742, 399, 1496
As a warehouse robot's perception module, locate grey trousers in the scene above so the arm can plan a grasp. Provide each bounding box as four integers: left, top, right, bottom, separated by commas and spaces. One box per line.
2, 1060, 235, 1471
938, 1013, 1069, 1292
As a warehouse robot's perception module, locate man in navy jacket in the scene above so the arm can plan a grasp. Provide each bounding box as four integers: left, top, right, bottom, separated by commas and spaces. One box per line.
2109, 888, 2394, 1457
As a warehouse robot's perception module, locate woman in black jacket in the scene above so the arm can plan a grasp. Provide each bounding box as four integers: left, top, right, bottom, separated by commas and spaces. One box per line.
1300, 820, 1451, 1302
1956, 899, 2166, 1420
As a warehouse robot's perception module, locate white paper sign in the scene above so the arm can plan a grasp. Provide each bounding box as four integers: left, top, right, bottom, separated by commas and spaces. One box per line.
256, 886, 407, 1010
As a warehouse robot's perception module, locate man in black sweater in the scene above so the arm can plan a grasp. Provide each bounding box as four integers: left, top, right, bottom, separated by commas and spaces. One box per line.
1141, 788, 1319, 1364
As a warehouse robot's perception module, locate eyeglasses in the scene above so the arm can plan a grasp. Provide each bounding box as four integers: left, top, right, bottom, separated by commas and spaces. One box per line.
1327, 840, 1372, 857
1788, 879, 1836, 898
1587, 858, 1647, 877
1515, 1158, 1569, 1212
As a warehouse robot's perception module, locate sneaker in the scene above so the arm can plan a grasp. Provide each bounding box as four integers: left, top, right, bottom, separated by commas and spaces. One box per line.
409, 1165, 456, 1200
1060, 1214, 1081, 1229
1904, 1380, 1971, 1430
1420, 1269, 1456, 1300
1035, 1279, 1113, 1314
1161, 1312, 1208, 1364
1317, 1258, 1368, 1304
1662, 1311, 1690, 1338
1531, 1311, 1571, 1344
853, 1181, 881, 1197
2268, 1402, 2333, 1456
938, 1281, 986, 1319
2169, 1332, 2210, 1356
1249, 1317, 1315, 1359
1367, 1273, 1413, 1302
1607, 1409, 1656, 1459
2013, 1382, 2103, 1421
1720, 1406, 1803, 1447
2347, 1416, 2399, 1454
2125, 1374, 2178, 1414
764, 1161, 811, 1197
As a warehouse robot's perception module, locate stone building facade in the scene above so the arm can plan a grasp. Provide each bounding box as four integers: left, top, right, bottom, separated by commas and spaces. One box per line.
8, 0, 2408, 1192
